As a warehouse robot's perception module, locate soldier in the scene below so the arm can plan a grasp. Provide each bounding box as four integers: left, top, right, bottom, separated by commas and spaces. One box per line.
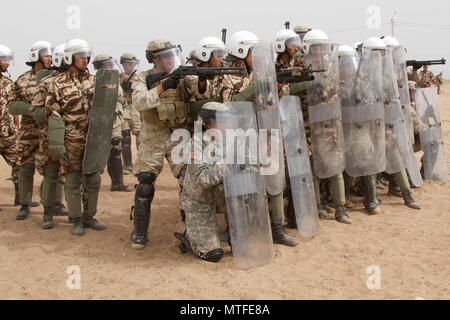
130, 39, 190, 250
46, 38, 107, 236
418, 65, 435, 88
362, 37, 420, 210
8, 41, 53, 220
119, 53, 141, 174
274, 29, 302, 69
175, 102, 228, 263
31, 44, 69, 229
93, 54, 131, 192
0, 45, 20, 205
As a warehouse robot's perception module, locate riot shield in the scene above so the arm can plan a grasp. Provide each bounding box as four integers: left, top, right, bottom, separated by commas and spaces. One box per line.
252, 43, 285, 196
340, 50, 386, 177
413, 87, 448, 181
279, 96, 320, 238
306, 45, 345, 179
383, 52, 423, 187
218, 102, 274, 270
36, 69, 56, 85
82, 69, 119, 175
392, 46, 415, 145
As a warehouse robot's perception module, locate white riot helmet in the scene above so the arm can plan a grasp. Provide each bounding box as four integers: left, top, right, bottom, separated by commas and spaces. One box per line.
52, 44, 66, 68
338, 45, 356, 57
303, 29, 330, 54
228, 31, 260, 60
382, 36, 400, 48
27, 41, 53, 66
362, 37, 387, 52
274, 29, 302, 53
64, 38, 93, 66
0, 44, 14, 65
195, 37, 227, 63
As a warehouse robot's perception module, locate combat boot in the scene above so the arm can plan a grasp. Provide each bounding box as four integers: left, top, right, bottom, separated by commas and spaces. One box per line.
402, 190, 421, 210
41, 207, 54, 230
317, 204, 330, 219
52, 202, 69, 216
16, 205, 30, 220
388, 179, 402, 197
335, 205, 352, 225
71, 217, 84, 236
175, 232, 224, 263
362, 176, 381, 215
108, 138, 131, 192
82, 214, 106, 230
121, 130, 133, 173
271, 223, 299, 247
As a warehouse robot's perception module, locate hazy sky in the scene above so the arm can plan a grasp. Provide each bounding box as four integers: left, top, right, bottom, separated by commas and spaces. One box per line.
2, 0, 450, 78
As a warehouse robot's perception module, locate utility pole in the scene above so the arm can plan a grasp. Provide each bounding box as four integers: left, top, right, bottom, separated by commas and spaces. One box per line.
391, 10, 398, 37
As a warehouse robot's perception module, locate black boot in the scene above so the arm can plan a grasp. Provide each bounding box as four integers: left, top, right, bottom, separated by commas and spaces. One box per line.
108, 137, 131, 192
335, 205, 352, 224
41, 207, 54, 230
82, 214, 106, 230
362, 176, 381, 215
13, 182, 20, 206
16, 205, 30, 220
388, 176, 402, 197
121, 130, 133, 173
71, 217, 84, 236
271, 223, 299, 247
175, 232, 224, 263
131, 173, 155, 250
402, 190, 421, 210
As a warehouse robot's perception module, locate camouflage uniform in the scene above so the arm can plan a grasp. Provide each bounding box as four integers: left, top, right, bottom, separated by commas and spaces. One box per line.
119, 72, 141, 136
112, 85, 125, 139
131, 68, 189, 179
0, 74, 18, 179
30, 72, 65, 208
418, 70, 435, 88
180, 135, 225, 258
45, 69, 101, 219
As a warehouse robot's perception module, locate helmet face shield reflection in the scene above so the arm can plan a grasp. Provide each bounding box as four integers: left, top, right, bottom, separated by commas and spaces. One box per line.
153, 47, 184, 73
73, 51, 92, 60
122, 60, 139, 74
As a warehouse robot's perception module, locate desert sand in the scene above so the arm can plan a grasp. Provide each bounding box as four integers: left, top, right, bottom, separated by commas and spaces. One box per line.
0, 84, 449, 300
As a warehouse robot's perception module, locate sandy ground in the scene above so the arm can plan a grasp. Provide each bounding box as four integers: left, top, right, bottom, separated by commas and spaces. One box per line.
0, 87, 449, 301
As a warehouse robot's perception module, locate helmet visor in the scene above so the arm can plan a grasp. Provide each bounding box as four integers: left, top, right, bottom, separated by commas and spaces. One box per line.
154, 47, 184, 73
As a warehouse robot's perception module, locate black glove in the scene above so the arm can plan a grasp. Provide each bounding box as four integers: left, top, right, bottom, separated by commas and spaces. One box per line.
146, 74, 161, 90
121, 80, 132, 92
162, 74, 181, 91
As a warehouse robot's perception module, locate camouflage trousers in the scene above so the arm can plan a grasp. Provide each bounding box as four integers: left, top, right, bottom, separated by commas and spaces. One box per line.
16, 123, 39, 166
133, 125, 185, 179
182, 182, 225, 256
112, 113, 124, 140
35, 123, 60, 176
0, 134, 18, 171
121, 105, 141, 135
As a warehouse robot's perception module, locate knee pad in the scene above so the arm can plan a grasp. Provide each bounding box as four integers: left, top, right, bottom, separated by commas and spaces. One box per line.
111, 138, 122, 156
122, 130, 132, 142
136, 172, 156, 201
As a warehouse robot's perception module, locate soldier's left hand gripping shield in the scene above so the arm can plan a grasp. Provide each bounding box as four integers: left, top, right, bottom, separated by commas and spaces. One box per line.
306, 44, 345, 179
413, 87, 448, 181
392, 46, 415, 145
383, 51, 423, 187
36, 69, 56, 85
82, 69, 120, 175
340, 50, 386, 177
279, 95, 320, 238
252, 43, 286, 196
217, 102, 274, 270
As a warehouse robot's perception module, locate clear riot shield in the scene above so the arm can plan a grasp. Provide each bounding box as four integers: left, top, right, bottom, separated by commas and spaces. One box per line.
252, 42, 285, 196
218, 102, 274, 270
279, 96, 320, 238
82, 69, 119, 175
413, 87, 448, 181
383, 51, 423, 187
306, 45, 345, 179
392, 46, 415, 145
340, 50, 386, 177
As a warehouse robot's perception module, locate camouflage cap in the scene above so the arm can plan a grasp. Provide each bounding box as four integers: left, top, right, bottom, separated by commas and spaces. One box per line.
93, 54, 113, 63
146, 38, 175, 53
293, 25, 311, 34
121, 52, 137, 60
